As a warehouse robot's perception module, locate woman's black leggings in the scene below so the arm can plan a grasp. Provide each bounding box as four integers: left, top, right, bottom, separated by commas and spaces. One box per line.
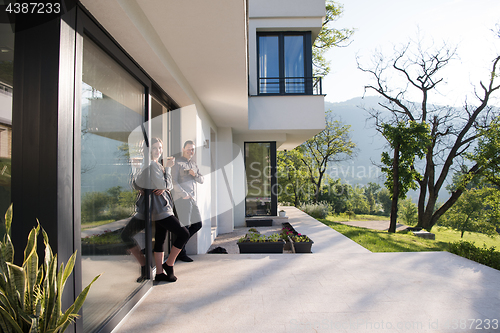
121, 216, 145, 250
154, 215, 189, 252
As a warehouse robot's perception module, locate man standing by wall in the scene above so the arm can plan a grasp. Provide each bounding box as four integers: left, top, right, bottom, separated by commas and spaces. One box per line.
172, 140, 204, 262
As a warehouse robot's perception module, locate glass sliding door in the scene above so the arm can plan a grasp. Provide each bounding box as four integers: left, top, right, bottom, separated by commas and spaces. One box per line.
258, 35, 280, 94
80, 35, 146, 333
245, 142, 277, 216
284, 35, 305, 93
0, 8, 13, 234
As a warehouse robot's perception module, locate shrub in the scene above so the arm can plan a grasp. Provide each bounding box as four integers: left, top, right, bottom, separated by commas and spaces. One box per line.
398, 198, 418, 226
448, 240, 500, 270
299, 202, 330, 219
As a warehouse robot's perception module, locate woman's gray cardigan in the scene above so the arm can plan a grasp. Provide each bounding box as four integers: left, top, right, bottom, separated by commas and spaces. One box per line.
133, 161, 174, 221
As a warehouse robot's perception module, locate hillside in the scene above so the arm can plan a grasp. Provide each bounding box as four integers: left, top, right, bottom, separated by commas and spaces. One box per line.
326, 96, 387, 187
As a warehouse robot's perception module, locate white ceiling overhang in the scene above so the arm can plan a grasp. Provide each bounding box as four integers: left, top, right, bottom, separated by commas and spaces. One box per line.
80, 0, 249, 132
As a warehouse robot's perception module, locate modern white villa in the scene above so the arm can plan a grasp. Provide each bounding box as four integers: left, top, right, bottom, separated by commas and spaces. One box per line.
3, 0, 326, 332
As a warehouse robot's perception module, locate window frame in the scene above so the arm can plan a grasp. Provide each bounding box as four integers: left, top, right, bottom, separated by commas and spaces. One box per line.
257, 31, 313, 95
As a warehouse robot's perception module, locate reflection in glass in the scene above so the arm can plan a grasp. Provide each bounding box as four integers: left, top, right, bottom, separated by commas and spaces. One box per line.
245, 143, 272, 216
284, 35, 304, 93
0, 11, 13, 235
258, 35, 279, 94
81, 36, 145, 333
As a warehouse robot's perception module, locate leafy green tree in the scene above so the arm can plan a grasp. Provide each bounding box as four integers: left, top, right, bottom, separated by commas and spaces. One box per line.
277, 149, 312, 206
106, 186, 123, 206
398, 198, 418, 226
318, 178, 350, 213
466, 116, 500, 188
364, 182, 381, 214
377, 188, 392, 216
313, 1, 354, 76
381, 121, 431, 232
359, 35, 500, 231
300, 112, 355, 202
439, 187, 499, 238
119, 190, 137, 209
81, 191, 110, 223
346, 186, 370, 214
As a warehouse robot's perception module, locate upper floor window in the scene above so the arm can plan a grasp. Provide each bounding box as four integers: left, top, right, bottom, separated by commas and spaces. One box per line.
258, 32, 313, 95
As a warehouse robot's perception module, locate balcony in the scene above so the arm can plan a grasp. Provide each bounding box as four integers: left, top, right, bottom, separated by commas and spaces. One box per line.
258, 76, 323, 95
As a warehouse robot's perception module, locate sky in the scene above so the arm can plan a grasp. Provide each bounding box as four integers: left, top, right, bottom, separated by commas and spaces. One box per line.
322, 0, 500, 107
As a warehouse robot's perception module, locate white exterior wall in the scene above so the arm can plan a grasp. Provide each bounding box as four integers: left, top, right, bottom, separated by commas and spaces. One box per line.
179, 104, 219, 255
216, 127, 235, 233
249, 0, 326, 18
249, 95, 325, 131
232, 138, 247, 228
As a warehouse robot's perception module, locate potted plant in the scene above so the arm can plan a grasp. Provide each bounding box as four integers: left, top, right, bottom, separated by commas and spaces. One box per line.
0, 205, 100, 333
237, 230, 285, 253
279, 209, 286, 217
290, 233, 314, 253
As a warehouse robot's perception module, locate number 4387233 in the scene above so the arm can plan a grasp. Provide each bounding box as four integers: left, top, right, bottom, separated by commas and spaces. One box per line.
5, 2, 61, 14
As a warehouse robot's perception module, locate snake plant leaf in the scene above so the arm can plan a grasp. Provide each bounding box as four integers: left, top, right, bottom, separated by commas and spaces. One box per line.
41, 255, 58, 332
41, 229, 53, 270
23, 246, 38, 314
46, 262, 65, 330
5, 262, 25, 309
0, 233, 14, 264
4, 204, 12, 234
23, 224, 39, 265
56, 274, 100, 333
27, 317, 39, 333
0, 304, 23, 333
60, 252, 76, 290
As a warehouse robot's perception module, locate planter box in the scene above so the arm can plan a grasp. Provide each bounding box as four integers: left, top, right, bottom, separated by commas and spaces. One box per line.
291, 240, 314, 253
237, 240, 285, 253
246, 219, 273, 227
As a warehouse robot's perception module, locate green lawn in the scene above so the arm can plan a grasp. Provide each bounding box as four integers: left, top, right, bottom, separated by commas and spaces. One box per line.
327, 213, 390, 222
319, 215, 500, 253
319, 217, 447, 252
81, 219, 116, 230
432, 226, 500, 248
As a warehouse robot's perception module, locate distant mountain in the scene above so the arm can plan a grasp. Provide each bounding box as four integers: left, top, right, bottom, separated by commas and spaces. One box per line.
326, 96, 387, 187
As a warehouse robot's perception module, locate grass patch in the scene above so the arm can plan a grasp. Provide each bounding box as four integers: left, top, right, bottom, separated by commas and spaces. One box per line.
328, 213, 389, 222
432, 226, 500, 248
319, 217, 447, 252
81, 219, 116, 230
81, 229, 122, 245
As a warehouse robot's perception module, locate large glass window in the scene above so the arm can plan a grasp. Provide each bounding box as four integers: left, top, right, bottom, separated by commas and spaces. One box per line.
258, 35, 280, 94
0, 4, 13, 234
80, 35, 146, 333
284, 35, 305, 93
258, 32, 311, 95
245, 142, 277, 216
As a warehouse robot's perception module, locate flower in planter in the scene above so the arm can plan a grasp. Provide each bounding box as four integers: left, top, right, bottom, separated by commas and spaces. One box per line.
280, 226, 294, 239
238, 232, 283, 243
290, 234, 312, 243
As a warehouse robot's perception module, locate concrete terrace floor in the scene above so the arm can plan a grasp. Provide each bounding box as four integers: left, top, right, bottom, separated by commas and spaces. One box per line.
112, 207, 500, 333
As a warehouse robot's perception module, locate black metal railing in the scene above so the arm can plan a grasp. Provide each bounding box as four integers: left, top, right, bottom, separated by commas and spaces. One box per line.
258, 76, 322, 95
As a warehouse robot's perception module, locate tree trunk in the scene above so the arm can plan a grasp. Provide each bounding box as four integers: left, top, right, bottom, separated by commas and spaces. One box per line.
389, 143, 400, 233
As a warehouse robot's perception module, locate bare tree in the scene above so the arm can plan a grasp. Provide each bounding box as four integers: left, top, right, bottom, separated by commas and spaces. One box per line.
358, 36, 500, 230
